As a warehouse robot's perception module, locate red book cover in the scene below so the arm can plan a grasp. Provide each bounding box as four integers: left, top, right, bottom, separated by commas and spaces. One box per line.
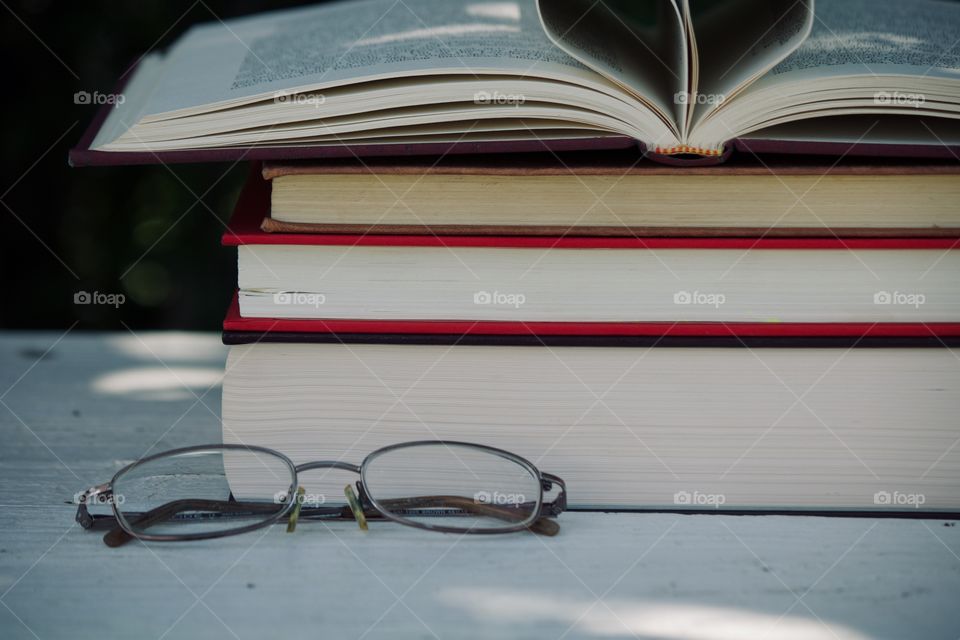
222, 167, 959, 341
222, 290, 960, 341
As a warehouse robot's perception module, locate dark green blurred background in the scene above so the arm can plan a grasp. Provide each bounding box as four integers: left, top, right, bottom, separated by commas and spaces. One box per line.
1, 0, 322, 330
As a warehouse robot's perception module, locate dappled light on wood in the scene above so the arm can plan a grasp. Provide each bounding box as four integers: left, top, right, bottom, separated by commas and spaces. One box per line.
91, 366, 223, 400
440, 588, 872, 640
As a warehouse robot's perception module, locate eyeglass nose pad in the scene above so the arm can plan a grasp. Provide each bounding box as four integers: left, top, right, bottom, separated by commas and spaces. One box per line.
344, 484, 368, 531
286, 486, 306, 533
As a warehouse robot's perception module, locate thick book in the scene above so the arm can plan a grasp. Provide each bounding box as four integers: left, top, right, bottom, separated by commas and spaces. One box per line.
221, 341, 960, 512
224, 173, 960, 330
70, 0, 960, 167
260, 155, 960, 237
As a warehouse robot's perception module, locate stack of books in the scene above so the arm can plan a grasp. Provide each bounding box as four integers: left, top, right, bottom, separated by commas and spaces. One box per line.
217, 155, 960, 511
73, 0, 960, 512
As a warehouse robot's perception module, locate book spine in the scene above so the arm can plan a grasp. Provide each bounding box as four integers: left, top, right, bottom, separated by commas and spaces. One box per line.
645, 143, 733, 166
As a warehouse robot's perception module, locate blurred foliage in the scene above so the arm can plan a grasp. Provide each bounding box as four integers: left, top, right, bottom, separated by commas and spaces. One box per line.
0, 0, 321, 330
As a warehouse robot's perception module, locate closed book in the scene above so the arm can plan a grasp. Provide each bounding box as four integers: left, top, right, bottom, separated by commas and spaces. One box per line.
224, 170, 960, 332
222, 293, 960, 345
221, 340, 960, 512
260, 155, 960, 237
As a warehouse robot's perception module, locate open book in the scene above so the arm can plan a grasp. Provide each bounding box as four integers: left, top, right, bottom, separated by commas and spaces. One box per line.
72, 0, 960, 166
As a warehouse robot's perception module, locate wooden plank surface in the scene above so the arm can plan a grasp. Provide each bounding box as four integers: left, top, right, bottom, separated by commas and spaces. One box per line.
0, 332, 958, 639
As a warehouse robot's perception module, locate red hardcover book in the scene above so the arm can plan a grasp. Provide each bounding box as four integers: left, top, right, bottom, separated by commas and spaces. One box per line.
222, 169, 960, 343
222, 292, 960, 346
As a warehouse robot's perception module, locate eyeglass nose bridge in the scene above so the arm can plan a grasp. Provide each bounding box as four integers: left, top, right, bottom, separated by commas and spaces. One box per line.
294, 460, 361, 474
291, 460, 374, 518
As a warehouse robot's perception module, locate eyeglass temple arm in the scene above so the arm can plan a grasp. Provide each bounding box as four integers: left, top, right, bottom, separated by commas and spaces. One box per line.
104, 499, 300, 547
90, 498, 345, 548
88, 494, 558, 546
373, 494, 560, 536
76, 488, 361, 541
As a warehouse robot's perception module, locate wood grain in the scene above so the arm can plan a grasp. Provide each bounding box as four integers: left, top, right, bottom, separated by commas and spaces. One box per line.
0, 333, 958, 639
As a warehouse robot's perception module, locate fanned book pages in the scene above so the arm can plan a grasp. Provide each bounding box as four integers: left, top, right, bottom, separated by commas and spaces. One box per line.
221, 343, 960, 511
71, 0, 960, 165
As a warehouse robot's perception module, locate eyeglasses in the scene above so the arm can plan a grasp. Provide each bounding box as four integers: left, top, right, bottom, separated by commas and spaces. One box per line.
75, 441, 567, 547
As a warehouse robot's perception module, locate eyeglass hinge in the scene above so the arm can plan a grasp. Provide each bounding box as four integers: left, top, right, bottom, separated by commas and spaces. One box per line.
75, 483, 112, 529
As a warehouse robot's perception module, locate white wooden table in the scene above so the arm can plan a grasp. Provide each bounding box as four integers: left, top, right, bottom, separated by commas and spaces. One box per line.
1, 332, 958, 639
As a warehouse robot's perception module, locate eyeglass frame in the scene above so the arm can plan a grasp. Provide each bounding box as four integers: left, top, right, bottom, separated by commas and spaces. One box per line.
75, 440, 567, 543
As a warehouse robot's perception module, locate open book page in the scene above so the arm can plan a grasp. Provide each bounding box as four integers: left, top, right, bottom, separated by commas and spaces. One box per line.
123, 0, 618, 122
113, 72, 652, 140
693, 0, 960, 148
740, 114, 960, 146
755, 0, 960, 85
536, 0, 687, 139
686, 0, 813, 128
90, 53, 166, 152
